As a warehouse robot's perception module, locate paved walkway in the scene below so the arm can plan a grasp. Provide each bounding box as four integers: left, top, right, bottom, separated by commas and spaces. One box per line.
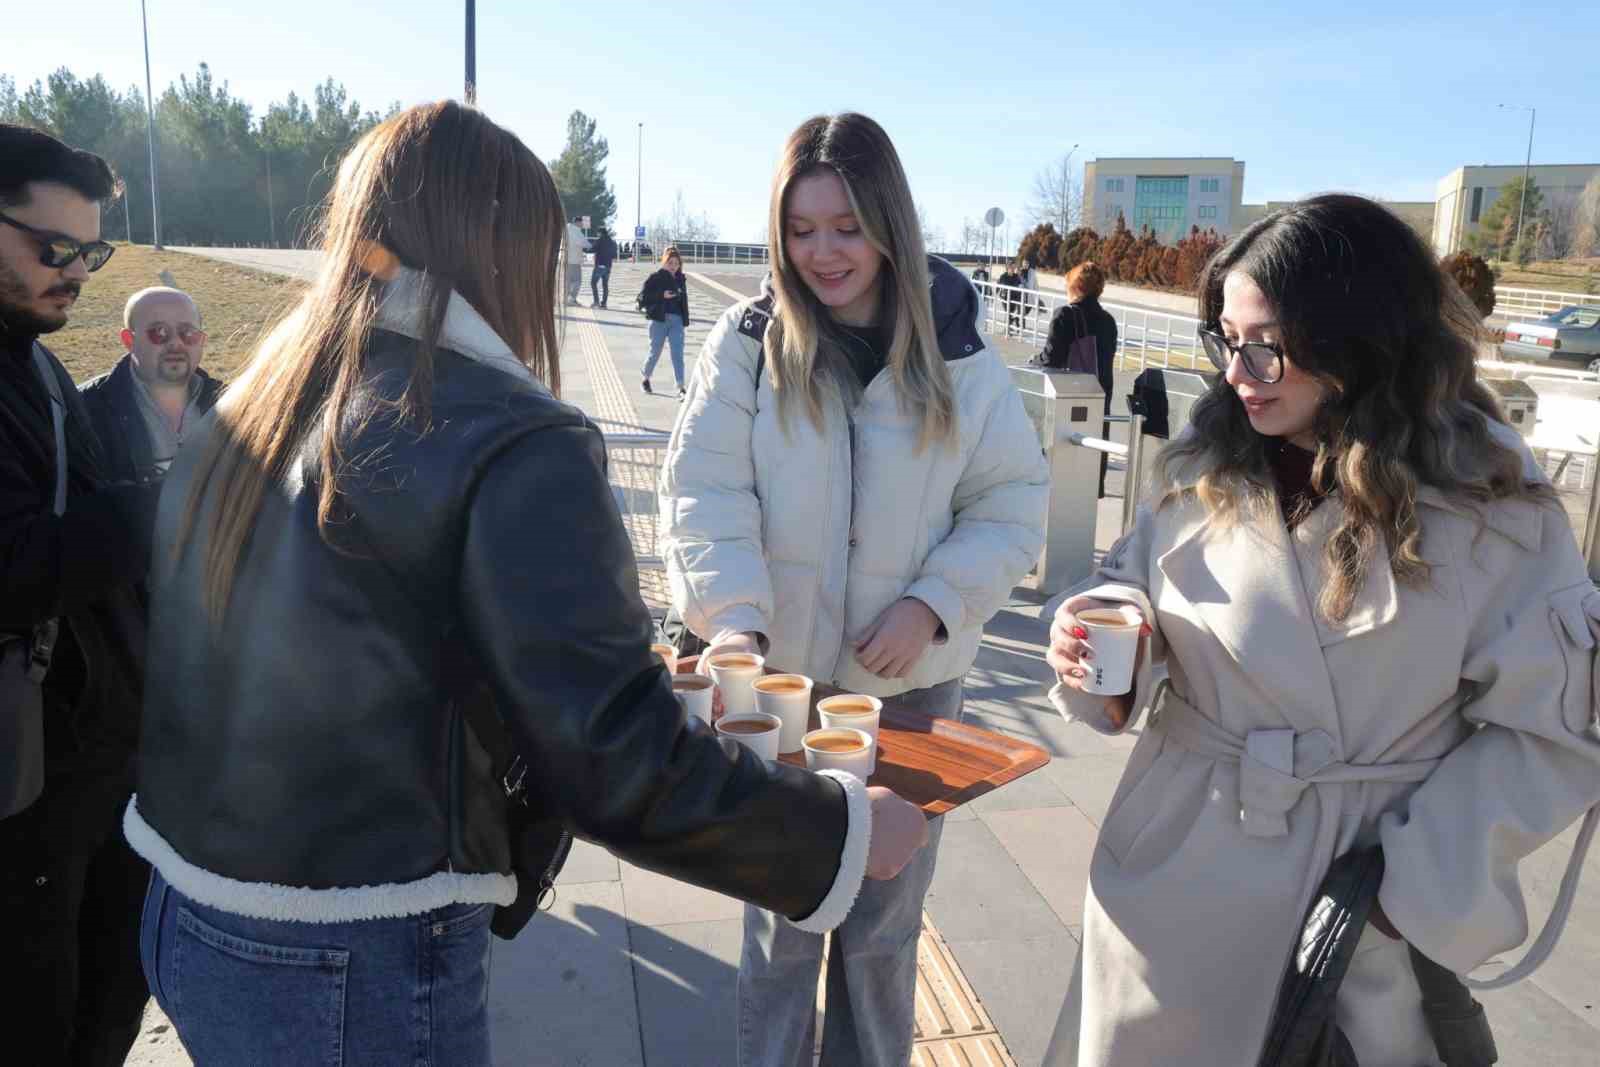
125, 250, 1600, 1066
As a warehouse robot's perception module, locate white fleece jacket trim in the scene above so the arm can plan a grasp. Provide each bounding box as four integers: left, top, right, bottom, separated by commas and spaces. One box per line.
787, 769, 873, 934
124, 798, 518, 924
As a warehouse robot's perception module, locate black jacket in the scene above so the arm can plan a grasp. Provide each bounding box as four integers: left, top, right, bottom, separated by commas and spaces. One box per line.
640, 268, 690, 324
136, 329, 847, 917
0, 332, 155, 786
1040, 298, 1119, 403
78, 356, 223, 486
591, 235, 618, 269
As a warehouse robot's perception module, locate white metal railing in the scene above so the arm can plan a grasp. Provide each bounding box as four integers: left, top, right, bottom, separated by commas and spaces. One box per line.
632, 241, 770, 267
603, 431, 671, 571
1492, 285, 1600, 324
973, 279, 1206, 372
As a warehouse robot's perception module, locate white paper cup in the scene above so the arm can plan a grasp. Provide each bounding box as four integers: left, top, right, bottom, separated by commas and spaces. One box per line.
672, 674, 714, 725
816, 694, 883, 773
1077, 605, 1142, 695
802, 727, 875, 781
650, 643, 679, 676
707, 653, 765, 719
716, 712, 782, 762
752, 674, 814, 754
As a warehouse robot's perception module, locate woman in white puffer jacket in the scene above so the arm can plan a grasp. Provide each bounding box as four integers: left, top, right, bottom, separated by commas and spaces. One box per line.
660, 112, 1048, 1067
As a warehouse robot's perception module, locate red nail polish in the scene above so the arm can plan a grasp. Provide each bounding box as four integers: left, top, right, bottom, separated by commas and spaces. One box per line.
1071, 627, 1088, 640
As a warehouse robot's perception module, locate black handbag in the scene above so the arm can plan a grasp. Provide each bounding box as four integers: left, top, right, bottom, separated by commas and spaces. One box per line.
454, 674, 574, 941
2, 345, 68, 819
1259, 845, 1498, 1067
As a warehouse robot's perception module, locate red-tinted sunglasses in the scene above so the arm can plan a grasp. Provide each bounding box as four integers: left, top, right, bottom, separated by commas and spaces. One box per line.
144, 322, 206, 346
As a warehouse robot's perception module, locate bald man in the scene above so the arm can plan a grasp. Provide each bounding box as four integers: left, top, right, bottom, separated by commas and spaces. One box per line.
79, 286, 222, 485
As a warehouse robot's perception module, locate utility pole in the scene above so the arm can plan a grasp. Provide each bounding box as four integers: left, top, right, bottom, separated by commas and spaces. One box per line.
1497, 103, 1536, 260
140, 0, 163, 249
265, 148, 277, 246
465, 0, 477, 104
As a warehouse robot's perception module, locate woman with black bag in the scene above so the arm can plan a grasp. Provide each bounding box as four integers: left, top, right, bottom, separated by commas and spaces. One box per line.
125, 101, 928, 1066
1042, 195, 1600, 1065
1034, 262, 1118, 495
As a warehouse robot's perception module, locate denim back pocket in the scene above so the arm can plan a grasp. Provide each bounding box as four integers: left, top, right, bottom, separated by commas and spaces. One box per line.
173, 907, 350, 1067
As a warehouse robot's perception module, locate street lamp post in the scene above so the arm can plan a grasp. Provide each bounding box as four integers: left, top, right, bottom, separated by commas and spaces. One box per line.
1497, 103, 1536, 260
140, 0, 162, 250
464, 0, 476, 104
635, 122, 643, 263
1060, 144, 1079, 233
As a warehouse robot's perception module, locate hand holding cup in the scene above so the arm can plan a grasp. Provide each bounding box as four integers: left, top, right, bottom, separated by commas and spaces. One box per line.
1047, 596, 1151, 730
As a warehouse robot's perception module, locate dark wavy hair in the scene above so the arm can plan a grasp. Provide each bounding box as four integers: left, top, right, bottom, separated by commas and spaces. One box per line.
1160, 194, 1550, 622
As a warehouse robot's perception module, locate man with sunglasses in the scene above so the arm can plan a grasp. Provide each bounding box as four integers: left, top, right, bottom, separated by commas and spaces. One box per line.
79, 287, 222, 485
0, 123, 159, 1065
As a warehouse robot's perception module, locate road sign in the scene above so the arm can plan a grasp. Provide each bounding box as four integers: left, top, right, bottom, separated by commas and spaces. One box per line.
635, 226, 647, 239
984, 207, 1005, 228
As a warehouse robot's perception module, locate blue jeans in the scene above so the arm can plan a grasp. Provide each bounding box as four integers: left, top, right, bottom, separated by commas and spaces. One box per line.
644, 313, 686, 387
591, 263, 611, 305
738, 680, 961, 1067
140, 869, 495, 1066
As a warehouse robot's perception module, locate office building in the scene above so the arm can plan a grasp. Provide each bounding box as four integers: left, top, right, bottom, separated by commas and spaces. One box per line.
1082, 158, 1246, 242
1434, 164, 1600, 256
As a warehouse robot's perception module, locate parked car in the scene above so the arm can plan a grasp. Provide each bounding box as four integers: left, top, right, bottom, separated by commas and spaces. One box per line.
1499, 305, 1600, 375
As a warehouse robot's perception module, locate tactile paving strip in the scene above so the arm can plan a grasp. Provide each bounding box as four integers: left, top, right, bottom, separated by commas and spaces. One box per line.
573, 305, 671, 611
813, 912, 1017, 1066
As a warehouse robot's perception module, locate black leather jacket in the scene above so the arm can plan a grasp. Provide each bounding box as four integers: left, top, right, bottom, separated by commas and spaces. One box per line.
639, 268, 689, 324
136, 329, 847, 918
79, 356, 223, 486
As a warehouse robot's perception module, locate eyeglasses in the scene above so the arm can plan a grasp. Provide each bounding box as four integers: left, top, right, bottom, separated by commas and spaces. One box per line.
143, 322, 206, 346
1199, 328, 1286, 384
0, 212, 116, 272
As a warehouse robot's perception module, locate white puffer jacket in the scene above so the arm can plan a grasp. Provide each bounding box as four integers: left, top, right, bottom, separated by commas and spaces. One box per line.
660, 258, 1049, 697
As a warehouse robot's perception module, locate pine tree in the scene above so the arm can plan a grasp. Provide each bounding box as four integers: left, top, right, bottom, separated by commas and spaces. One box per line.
1471, 176, 1545, 261
550, 111, 617, 228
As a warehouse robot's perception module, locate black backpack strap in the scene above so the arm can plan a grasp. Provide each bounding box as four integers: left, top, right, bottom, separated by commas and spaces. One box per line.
1408, 947, 1499, 1066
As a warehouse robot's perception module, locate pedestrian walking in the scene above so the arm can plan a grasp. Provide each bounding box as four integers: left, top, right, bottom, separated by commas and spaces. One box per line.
127, 101, 929, 1067
1016, 256, 1040, 333
661, 112, 1048, 1067
590, 226, 618, 308
1043, 194, 1600, 1065
564, 215, 589, 304
638, 246, 690, 397
996, 263, 1021, 335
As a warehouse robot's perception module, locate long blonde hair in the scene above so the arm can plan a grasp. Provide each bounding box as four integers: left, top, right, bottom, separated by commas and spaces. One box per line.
175, 101, 564, 624
765, 113, 955, 448
1160, 194, 1552, 622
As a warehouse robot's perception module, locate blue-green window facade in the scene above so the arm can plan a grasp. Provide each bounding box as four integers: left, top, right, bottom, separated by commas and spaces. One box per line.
1135, 176, 1189, 242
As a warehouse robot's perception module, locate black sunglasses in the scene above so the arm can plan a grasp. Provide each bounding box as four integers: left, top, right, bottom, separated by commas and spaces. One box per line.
1199, 328, 1285, 385
0, 212, 116, 272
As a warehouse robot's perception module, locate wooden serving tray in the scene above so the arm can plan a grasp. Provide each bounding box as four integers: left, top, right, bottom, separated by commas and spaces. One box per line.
678, 656, 1050, 816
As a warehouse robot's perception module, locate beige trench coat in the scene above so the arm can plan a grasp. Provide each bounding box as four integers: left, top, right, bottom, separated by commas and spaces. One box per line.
1046, 454, 1600, 1066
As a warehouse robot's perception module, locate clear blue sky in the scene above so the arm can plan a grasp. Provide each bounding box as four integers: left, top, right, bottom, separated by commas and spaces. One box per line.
11, 0, 1599, 245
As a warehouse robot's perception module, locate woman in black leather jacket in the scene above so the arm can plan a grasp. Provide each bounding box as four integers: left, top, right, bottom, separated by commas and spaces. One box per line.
126, 101, 927, 1066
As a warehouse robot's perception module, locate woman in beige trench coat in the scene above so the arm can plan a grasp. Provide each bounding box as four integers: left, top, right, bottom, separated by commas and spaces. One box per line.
1044, 194, 1600, 1066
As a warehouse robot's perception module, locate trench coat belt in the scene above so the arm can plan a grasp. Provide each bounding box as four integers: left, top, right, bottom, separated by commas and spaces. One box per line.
1150, 681, 1441, 838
